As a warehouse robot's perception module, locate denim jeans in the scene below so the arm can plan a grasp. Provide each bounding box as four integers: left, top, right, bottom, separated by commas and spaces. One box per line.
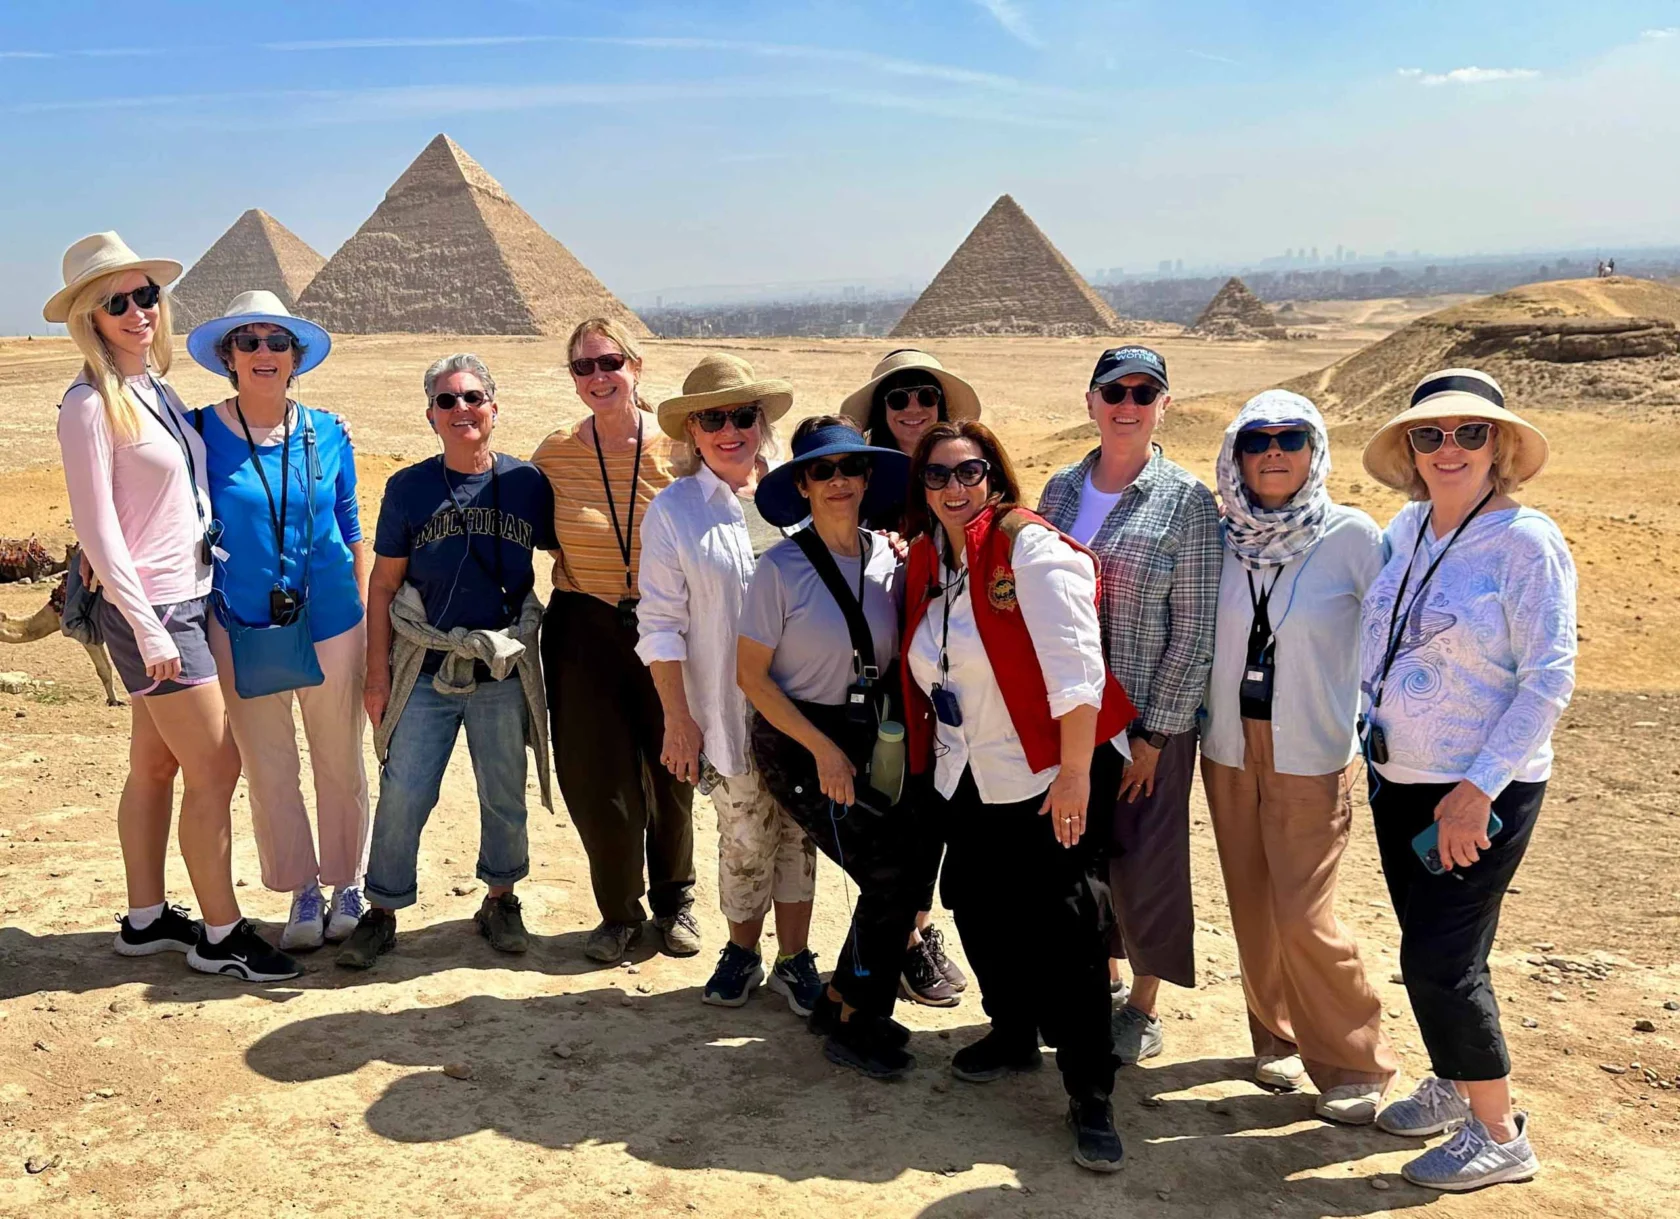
365, 674, 531, 909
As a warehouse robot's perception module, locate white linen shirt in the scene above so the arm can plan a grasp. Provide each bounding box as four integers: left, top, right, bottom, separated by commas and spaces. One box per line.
907, 522, 1127, 804
635, 461, 782, 777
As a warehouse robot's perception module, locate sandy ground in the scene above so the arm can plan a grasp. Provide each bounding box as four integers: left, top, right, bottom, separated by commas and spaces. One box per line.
2, 303, 1678, 1218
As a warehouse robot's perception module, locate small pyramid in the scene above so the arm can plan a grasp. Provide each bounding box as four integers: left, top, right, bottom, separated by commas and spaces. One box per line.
171, 210, 325, 332
297, 134, 649, 337
891, 195, 1121, 338
1189, 277, 1289, 340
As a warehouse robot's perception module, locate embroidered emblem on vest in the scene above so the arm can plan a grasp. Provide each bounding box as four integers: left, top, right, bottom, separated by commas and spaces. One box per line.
988, 565, 1018, 612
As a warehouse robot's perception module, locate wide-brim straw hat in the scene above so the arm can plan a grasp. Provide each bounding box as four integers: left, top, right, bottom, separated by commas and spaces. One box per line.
1362, 368, 1549, 491
43, 231, 183, 324
840, 348, 981, 427
656, 352, 794, 440
755, 423, 912, 528
186, 290, 333, 378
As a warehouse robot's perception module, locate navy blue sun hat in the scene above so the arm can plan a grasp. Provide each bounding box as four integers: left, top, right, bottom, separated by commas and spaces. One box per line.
755, 424, 910, 528
187, 289, 332, 378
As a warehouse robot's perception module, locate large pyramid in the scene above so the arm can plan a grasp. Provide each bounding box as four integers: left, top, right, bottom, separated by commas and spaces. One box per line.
891, 195, 1121, 338
171, 210, 325, 332
1188, 277, 1288, 340
297, 134, 649, 336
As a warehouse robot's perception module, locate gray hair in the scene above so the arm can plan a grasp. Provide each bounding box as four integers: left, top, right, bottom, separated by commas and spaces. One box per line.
670, 401, 781, 477
423, 352, 497, 402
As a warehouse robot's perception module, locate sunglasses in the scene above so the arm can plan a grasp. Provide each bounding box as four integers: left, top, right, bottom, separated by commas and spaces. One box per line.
569, 353, 628, 377
432, 389, 490, 410
804, 453, 872, 481
101, 281, 161, 316
921, 458, 991, 490
1408, 423, 1492, 454
1235, 428, 1311, 456
885, 385, 941, 412
231, 332, 298, 354
1096, 382, 1162, 406
692, 405, 761, 433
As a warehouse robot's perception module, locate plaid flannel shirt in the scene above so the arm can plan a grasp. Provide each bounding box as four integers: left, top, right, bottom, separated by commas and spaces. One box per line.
1038, 447, 1221, 736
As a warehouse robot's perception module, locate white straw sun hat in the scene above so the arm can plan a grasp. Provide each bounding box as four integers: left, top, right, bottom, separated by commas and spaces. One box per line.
839, 348, 981, 427
656, 352, 794, 440
43, 231, 183, 324
1362, 367, 1549, 492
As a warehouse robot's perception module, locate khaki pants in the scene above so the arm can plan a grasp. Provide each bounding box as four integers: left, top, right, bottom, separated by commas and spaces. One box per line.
712, 764, 816, 924
1202, 718, 1397, 1091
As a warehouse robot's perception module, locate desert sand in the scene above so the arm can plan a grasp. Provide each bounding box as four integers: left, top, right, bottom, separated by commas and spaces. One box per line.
2, 294, 1677, 1219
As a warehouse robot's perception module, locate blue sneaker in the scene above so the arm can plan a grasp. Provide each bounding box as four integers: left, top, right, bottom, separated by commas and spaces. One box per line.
1401, 1113, 1539, 1191
1377, 1075, 1472, 1137
768, 949, 823, 1017
702, 942, 764, 1007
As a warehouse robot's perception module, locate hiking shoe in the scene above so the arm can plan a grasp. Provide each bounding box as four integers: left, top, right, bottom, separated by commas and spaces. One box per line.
1316, 1084, 1384, 1126
950, 1028, 1043, 1083
280, 884, 326, 952
325, 885, 364, 943
807, 990, 911, 1047
583, 919, 643, 964
187, 920, 301, 982
824, 1015, 915, 1080
900, 938, 960, 1007
702, 942, 764, 1007
768, 948, 824, 1017
920, 923, 968, 992
653, 907, 702, 957
1066, 1098, 1125, 1173
1377, 1075, 1472, 1137
1112, 1006, 1163, 1066
475, 893, 529, 954
1402, 1114, 1539, 1191
1255, 1053, 1306, 1092
113, 904, 198, 956
336, 909, 396, 970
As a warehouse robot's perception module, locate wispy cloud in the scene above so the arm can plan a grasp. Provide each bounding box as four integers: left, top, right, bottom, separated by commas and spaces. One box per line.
970, 0, 1042, 48
1642, 27, 1680, 40
0, 50, 55, 59
0, 45, 166, 58
1187, 49, 1240, 66
1400, 65, 1541, 86
262, 36, 563, 52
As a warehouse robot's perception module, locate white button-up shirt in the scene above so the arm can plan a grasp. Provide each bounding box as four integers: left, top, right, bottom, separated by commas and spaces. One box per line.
907, 522, 1127, 804
635, 461, 782, 777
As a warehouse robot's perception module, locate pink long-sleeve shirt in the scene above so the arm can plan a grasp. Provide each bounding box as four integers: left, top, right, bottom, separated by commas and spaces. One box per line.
57, 375, 212, 666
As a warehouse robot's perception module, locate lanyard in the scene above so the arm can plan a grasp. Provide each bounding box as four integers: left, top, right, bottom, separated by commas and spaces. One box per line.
139, 377, 209, 540
935, 535, 969, 688
591, 414, 644, 599
233, 399, 292, 583
1245, 568, 1280, 657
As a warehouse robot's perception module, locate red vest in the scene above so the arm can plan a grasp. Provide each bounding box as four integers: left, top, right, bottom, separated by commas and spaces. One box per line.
901, 505, 1137, 775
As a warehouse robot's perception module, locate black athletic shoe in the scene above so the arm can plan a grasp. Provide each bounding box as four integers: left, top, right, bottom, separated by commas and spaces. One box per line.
806, 990, 912, 1048
1067, 1098, 1125, 1173
920, 923, 968, 992
950, 1028, 1043, 1083
336, 909, 397, 970
112, 904, 199, 957
474, 893, 529, 953
900, 938, 961, 1007
186, 920, 301, 982
823, 1015, 915, 1080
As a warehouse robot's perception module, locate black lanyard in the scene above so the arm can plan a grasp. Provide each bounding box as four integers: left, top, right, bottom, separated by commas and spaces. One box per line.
1371, 488, 1496, 710
591, 414, 644, 599
233, 399, 292, 584
935, 537, 969, 689
1246, 569, 1280, 656
139, 377, 209, 543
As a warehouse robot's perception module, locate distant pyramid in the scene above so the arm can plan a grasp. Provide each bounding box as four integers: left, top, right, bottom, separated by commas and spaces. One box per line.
298, 134, 649, 337
891, 195, 1121, 338
171, 210, 325, 332
1188, 277, 1289, 340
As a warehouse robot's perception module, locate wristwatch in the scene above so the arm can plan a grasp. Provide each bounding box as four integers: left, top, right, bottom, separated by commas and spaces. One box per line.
1136, 729, 1170, 750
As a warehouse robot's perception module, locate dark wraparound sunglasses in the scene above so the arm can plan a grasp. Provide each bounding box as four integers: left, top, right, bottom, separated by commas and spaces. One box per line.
804, 453, 872, 481
1097, 382, 1162, 406
1236, 428, 1311, 456
102, 281, 161, 316
885, 385, 941, 412
232, 332, 298, 354
921, 458, 991, 489
570, 353, 628, 377
692, 405, 761, 433
1408, 423, 1492, 454
433, 389, 490, 409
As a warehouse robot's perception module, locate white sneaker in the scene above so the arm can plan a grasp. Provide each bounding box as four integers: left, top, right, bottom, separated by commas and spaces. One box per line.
1255, 1053, 1306, 1091
325, 884, 365, 943
1377, 1075, 1472, 1137
280, 883, 326, 951
1315, 1084, 1384, 1125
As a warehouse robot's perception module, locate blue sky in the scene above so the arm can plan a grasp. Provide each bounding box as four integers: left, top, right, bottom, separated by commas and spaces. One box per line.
4, 0, 1678, 332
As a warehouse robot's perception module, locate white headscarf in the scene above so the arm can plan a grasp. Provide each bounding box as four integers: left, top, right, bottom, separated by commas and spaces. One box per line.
1216, 389, 1332, 571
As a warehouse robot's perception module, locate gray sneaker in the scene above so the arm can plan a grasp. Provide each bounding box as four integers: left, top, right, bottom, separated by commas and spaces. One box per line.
584, 919, 643, 964
1377, 1075, 1472, 1137
653, 907, 702, 957
1111, 1005, 1163, 1066
1401, 1113, 1539, 1191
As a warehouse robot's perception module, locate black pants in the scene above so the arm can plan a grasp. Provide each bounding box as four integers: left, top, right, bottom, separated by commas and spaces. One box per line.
1370, 774, 1545, 1082
543, 590, 695, 924
937, 749, 1122, 1104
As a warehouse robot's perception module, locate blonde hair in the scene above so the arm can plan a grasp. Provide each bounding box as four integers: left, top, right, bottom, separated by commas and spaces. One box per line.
671, 404, 781, 477
567, 316, 652, 410
65, 273, 175, 443
1404, 420, 1522, 501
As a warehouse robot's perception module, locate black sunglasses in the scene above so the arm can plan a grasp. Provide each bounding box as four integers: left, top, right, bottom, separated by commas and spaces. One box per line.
570, 353, 628, 377
433, 389, 490, 409
804, 453, 872, 481
921, 458, 991, 490
692, 405, 761, 433
231, 332, 298, 354
1097, 382, 1162, 406
1235, 428, 1311, 456
885, 385, 941, 412
102, 281, 161, 316
1408, 423, 1492, 454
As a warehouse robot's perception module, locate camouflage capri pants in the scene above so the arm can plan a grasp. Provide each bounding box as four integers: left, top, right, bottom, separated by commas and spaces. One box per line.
712, 764, 818, 923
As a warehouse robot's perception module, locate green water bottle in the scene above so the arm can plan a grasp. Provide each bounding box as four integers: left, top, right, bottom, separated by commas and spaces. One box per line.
869, 720, 906, 806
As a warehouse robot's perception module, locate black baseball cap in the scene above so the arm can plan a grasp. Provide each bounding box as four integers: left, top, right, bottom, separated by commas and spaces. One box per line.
1090, 345, 1168, 390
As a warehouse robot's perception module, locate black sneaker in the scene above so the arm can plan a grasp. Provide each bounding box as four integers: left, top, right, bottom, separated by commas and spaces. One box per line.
824, 1014, 916, 1080
474, 893, 529, 953
950, 1028, 1043, 1083
1067, 1098, 1125, 1173
920, 923, 968, 992
806, 990, 912, 1047
112, 904, 198, 957
186, 920, 301, 982
769, 949, 824, 1017
336, 909, 397, 970
702, 942, 765, 1007
900, 938, 961, 1007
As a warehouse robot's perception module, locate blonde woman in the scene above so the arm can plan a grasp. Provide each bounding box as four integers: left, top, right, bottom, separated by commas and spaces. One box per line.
47, 232, 299, 982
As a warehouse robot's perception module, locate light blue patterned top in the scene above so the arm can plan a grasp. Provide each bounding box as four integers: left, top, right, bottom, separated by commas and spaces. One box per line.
1359, 500, 1578, 796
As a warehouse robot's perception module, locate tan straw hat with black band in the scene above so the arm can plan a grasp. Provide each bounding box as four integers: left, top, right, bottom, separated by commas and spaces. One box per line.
1362, 367, 1549, 491
839, 348, 982, 426
44, 232, 183, 324
656, 352, 794, 440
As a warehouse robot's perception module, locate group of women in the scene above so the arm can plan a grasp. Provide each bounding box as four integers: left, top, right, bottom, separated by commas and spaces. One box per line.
50, 230, 1577, 1188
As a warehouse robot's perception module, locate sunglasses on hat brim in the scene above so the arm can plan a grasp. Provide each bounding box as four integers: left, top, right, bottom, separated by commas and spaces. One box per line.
1236, 428, 1311, 456
102, 281, 161, 316
1408, 422, 1492, 454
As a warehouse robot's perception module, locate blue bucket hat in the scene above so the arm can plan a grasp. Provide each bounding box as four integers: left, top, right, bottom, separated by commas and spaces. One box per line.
755, 424, 910, 528
187, 289, 332, 378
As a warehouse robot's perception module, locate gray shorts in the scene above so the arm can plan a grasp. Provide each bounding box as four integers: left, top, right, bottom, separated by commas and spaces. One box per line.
97, 595, 218, 697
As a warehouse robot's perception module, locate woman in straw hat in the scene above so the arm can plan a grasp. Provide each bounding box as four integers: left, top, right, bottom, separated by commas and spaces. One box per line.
635, 354, 828, 1013
840, 348, 981, 1006
1356, 368, 1576, 1191
533, 317, 696, 964
183, 292, 370, 954
48, 233, 299, 983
